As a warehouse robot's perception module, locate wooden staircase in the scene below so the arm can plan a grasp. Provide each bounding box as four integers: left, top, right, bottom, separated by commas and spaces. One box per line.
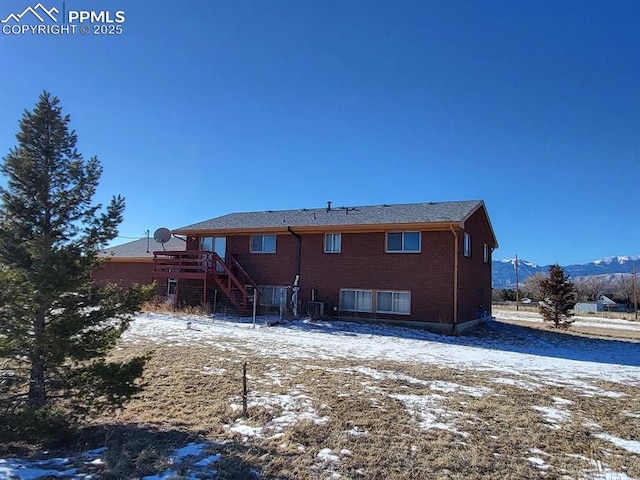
152, 250, 260, 312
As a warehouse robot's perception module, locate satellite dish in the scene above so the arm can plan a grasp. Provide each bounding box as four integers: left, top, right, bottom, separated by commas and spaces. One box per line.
153, 227, 172, 244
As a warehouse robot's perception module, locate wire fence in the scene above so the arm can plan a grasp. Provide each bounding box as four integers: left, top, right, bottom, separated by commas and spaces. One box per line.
493, 303, 639, 321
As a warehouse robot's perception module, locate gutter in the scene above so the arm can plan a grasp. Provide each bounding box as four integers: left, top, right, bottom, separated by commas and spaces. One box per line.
450, 225, 459, 334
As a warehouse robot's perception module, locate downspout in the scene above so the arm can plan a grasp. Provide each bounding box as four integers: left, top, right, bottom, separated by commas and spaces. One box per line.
287, 226, 302, 276
450, 225, 459, 335
287, 227, 302, 319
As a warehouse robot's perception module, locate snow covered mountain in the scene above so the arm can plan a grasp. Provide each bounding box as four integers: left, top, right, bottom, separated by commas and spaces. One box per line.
492, 258, 545, 288
492, 255, 640, 288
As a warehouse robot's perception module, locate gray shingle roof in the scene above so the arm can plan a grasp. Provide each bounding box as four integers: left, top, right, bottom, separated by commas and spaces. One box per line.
100, 237, 186, 258
175, 200, 484, 232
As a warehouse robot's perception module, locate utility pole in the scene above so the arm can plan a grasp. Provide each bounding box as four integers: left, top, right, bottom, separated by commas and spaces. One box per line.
515, 254, 520, 311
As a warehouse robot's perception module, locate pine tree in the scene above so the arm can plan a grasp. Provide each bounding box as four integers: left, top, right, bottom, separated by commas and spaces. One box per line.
0, 92, 153, 428
537, 264, 576, 328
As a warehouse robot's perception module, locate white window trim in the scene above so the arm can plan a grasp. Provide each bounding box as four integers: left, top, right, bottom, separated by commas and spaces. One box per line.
250, 234, 277, 253
463, 233, 472, 258
376, 290, 411, 315
339, 288, 373, 313
324, 233, 342, 253
483, 243, 489, 264
385, 231, 421, 253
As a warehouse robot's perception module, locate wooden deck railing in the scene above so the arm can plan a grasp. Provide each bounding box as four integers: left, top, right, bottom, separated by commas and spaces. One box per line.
152, 250, 212, 279
153, 250, 259, 310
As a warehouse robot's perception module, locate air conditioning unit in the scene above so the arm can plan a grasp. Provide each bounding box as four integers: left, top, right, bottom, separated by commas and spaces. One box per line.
308, 301, 326, 320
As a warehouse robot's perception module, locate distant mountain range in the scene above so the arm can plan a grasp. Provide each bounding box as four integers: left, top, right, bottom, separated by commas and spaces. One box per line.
492, 255, 640, 288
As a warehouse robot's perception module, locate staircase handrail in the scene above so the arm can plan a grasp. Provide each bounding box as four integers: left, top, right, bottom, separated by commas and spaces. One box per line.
227, 254, 261, 295
211, 252, 248, 298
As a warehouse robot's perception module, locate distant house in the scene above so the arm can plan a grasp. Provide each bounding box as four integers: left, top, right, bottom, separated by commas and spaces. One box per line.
93, 237, 186, 294
151, 200, 498, 333
574, 295, 621, 314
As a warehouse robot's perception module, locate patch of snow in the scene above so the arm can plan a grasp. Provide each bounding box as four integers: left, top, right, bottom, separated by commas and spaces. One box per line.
527, 457, 550, 469
333, 366, 491, 397
429, 380, 491, 397
201, 366, 227, 376
348, 426, 368, 437
529, 448, 551, 456
390, 393, 468, 436
491, 377, 539, 390
565, 454, 632, 479
0, 459, 77, 480
594, 433, 640, 454
171, 442, 206, 463
229, 423, 263, 438
316, 448, 340, 463
142, 470, 180, 480
532, 405, 571, 427
193, 454, 221, 467
85, 447, 107, 457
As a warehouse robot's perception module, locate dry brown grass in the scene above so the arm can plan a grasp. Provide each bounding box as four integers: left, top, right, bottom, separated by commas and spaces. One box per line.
83, 337, 640, 479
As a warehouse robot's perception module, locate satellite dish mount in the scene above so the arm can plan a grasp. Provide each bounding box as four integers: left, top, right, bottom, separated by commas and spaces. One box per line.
153, 228, 172, 250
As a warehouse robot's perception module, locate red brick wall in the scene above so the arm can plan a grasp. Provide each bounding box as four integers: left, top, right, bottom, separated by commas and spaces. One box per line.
92, 261, 156, 287
226, 234, 299, 286
457, 208, 495, 323
193, 230, 457, 323
298, 231, 456, 322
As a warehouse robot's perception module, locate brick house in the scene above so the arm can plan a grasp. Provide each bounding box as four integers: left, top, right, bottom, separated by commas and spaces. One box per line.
152, 200, 498, 333
94, 237, 186, 300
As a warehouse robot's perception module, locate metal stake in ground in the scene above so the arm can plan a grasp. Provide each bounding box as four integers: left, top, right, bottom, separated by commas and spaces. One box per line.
242, 361, 248, 418
252, 289, 257, 329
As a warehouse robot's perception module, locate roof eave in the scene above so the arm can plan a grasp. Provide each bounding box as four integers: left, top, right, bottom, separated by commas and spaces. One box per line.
458, 200, 499, 249
173, 221, 462, 237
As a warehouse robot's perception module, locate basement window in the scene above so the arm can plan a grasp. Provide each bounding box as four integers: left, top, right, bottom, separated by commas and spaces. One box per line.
260, 286, 288, 306
251, 234, 276, 253
386, 232, 421, 253
340, 289, 372, 313
376, 291, 411, 315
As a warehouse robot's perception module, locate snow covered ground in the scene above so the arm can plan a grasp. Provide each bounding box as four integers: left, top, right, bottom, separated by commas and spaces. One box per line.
2, 311, 639, 479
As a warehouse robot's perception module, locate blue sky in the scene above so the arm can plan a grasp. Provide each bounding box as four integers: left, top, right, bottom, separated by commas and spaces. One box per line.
1, 0, 638, 266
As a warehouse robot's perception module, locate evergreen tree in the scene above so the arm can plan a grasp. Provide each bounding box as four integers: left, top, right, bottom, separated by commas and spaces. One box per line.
0, 92, 153, 429
537, 264, 576, 328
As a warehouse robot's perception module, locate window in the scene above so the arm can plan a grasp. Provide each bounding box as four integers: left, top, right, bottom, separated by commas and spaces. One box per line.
324, 233, 341, 253
464, 233, 472, 257
260, 286, 288, 306
376, 291, 411, 315
483, 243, 489, 264
251, 234, 276, 253
386, 232, 421, 253
340, 289, 372, 312
167, 278, 177, 295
